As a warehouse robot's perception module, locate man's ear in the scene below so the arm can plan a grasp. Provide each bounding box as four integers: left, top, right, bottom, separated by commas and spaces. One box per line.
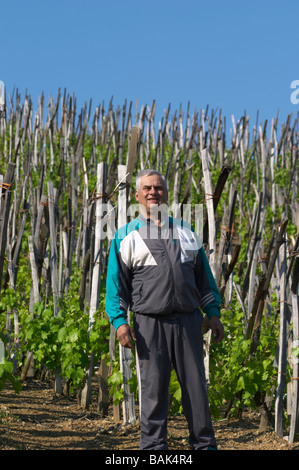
135, 190, 139, 201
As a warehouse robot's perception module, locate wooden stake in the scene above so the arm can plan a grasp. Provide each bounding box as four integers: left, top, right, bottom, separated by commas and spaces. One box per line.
288, 256, 299, 443
275, 233, 288, 437
118, 165, 136, 425
81, 162, 107, 410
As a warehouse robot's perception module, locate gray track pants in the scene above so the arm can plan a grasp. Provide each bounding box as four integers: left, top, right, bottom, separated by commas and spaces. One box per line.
133, 310, 217, 450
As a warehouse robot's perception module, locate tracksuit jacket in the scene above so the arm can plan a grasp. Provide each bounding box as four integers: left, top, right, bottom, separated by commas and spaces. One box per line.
105, 214, 221, 327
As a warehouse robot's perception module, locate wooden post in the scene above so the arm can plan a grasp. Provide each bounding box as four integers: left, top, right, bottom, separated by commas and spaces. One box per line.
241, 192, 263, 302
81, 157, 89, 261
288, 256, 299, 443
81, 162, 107, 410
126, 125, 140, 184
118, 164, 136, 425
109, 324, 121, 422
112, 127, 139, 422
0, 81, 5, 139
201, 148, 216, 274
21, 235, 40, 381
48, 180, 63, 394
275, 232, 288, 437
215, 183, 236, 288
202, 164, 231, 247
0, 81, 4, 111
0, 163, 15, 292
201, 148, 216, 384
7, 196, 29, 372
22, 195, 49, 380
0, 173, 2, 362
29, 235, 41, 305
98, 360, 109, 416
247, 218, 288, 347
47, 180, 60, 317
0, 175, 3, 222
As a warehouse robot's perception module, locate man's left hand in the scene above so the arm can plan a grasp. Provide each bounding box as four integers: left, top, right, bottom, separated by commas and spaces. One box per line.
208, 316, 224, 343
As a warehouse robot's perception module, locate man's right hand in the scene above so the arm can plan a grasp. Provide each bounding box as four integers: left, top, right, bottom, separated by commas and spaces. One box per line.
116, 324, 136, 349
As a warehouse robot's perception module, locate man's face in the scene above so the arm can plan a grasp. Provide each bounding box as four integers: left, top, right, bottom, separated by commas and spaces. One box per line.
135, 174, 168, 217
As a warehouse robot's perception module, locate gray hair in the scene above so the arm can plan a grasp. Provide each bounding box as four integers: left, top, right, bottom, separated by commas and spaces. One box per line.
135, 169, 167, 191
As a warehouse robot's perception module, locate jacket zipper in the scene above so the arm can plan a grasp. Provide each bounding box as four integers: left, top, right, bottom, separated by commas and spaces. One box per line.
162, 235, 176, 309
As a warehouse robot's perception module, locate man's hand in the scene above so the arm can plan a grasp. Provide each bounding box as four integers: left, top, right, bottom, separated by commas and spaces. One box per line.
208, 316, 224, 344
116, 324, 136, 349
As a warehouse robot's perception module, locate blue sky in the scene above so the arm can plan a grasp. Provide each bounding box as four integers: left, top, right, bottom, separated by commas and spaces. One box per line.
1, 0, 299, 133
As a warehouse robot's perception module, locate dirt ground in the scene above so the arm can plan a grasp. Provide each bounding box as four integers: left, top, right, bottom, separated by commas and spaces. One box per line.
0, 378, 298, 452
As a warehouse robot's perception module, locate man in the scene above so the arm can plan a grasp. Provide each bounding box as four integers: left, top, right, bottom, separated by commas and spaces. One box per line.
106, 169, 224, 450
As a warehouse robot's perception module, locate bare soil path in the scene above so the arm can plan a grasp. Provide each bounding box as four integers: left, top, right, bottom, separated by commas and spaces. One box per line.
0, 379, 298, 451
